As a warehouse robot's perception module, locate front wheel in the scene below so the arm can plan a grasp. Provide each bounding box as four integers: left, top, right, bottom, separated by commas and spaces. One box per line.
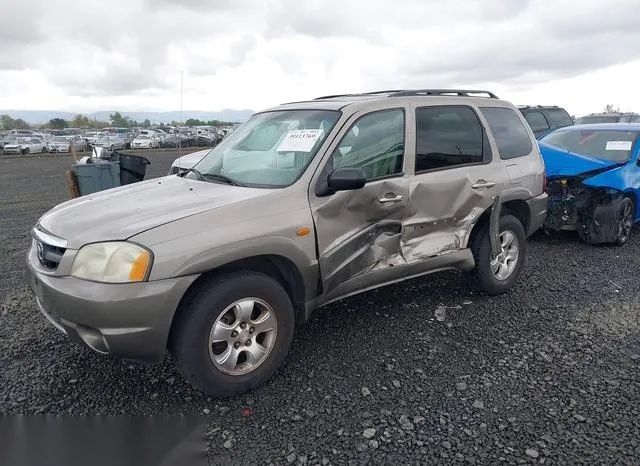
169, 271, 295, 397
615, 197, 635, 246
23, 147, 30, 155
469, 214, 527, 295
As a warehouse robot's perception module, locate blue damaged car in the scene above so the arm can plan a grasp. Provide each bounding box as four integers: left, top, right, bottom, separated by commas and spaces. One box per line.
538, 123, 640, 245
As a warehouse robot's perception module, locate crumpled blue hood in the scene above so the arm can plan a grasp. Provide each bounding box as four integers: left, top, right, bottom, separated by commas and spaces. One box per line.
539, 142, 616, 177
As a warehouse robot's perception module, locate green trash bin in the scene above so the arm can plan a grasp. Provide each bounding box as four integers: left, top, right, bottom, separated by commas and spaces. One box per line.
73, 160, 121, 196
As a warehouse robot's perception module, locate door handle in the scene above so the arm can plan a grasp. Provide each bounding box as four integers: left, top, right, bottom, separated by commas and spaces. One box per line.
378, 194, 404, 203
471, 180, 496, 189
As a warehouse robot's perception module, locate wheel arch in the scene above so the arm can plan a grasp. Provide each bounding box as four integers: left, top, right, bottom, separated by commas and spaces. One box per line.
467, 198, 531, 248
169, 254, 308, 346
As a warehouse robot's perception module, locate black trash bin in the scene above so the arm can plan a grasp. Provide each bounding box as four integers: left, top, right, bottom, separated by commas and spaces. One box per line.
112, 152, 151, 185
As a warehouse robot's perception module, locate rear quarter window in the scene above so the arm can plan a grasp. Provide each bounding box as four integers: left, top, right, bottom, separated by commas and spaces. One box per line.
522, 111, 550, 133
480, 107, 533, 159
544, 108, 573, 127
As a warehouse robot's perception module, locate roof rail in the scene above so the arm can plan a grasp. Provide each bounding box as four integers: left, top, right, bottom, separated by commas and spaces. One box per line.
312, 89, 499, 101
313, 90, 406, 100
390, 89, 499, 99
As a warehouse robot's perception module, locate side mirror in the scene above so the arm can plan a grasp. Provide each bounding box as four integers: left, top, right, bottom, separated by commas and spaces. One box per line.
326, 167, 366, 193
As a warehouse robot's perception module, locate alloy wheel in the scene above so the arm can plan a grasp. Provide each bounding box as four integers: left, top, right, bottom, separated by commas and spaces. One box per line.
208, 298, 278, 376
490, 230, 520, 280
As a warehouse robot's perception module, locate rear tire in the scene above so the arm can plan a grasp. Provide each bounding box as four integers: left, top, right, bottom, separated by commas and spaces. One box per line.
169, 271, 295, 397
469, 214, 527, 295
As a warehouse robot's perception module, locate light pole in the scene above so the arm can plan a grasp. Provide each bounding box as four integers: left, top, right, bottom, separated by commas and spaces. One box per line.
179, 71, 184, 152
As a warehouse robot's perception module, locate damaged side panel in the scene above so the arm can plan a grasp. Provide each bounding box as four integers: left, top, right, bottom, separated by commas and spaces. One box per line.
402, 167, 500, 261
312, 178, 410, 293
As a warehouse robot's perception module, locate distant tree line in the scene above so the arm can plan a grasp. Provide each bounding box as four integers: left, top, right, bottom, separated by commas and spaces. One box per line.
0, 111, 239, 131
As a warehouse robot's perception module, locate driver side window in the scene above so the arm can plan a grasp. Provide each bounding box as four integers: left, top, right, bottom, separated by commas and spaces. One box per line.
329, 109, 405, 181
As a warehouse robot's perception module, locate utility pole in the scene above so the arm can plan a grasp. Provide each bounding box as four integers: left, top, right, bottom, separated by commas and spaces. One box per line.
179, 71, 184, 153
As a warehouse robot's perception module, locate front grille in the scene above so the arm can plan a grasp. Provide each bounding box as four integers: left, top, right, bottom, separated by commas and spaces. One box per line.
36, 241, 65, 269
32, 227, 67, 271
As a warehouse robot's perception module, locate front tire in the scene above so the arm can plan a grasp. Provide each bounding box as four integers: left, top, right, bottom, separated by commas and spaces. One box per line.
615, 197, 635, 246
470, 214, 527, 295
23, 147, 30, 155
169, 271, 295, 397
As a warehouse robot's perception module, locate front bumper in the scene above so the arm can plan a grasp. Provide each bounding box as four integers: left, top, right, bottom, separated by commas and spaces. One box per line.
525, 192, 549, 236
25, 241, 199, 363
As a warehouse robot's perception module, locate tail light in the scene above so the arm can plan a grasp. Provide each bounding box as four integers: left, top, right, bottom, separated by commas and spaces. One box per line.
542, 172, 547, 192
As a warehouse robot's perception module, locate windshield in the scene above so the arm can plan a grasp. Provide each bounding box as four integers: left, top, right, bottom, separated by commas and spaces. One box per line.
575, 115, 620, 124
188, 109, 341, 187
136, 135, 149, 139
52, 136, 67, 142
541, 129, 638, 163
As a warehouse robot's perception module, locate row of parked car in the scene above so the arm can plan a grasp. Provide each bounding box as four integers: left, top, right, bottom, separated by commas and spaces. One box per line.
0, 126, 236, 155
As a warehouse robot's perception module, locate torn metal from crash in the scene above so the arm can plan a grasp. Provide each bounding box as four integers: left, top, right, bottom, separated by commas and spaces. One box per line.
544, 174, 632, 244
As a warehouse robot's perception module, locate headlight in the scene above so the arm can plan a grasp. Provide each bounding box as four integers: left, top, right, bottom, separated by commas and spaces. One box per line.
71, 242, 152, 283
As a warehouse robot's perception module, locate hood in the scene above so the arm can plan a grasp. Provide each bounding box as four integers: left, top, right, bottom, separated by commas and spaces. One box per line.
38, 175, 272, 249
171, 149, 211, 169
538, 142, 617, 177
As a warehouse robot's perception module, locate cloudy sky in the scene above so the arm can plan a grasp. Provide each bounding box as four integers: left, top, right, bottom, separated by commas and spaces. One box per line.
1, 0, 639, 116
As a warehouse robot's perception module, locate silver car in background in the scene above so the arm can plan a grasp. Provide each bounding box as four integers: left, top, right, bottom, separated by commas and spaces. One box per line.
94, 135, 126, 151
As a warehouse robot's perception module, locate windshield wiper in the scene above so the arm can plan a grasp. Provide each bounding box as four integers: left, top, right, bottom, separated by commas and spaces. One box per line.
178, 167, 206, 180
202, 173, 245, 186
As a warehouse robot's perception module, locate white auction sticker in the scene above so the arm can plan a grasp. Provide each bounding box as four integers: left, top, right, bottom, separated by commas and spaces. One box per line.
276, 129, 323, 152
605, 140, 633, 151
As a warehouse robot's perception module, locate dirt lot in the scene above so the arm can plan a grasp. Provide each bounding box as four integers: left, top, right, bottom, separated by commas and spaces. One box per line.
1, 150, 639, 465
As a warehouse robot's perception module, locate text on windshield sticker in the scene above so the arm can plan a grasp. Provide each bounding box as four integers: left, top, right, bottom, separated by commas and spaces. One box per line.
277, 129, 323, 152
605, 140, 633, 151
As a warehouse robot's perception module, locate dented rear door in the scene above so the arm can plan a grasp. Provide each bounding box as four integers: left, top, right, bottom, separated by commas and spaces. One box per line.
309, 107, 410, 294
402, 104, 505, 260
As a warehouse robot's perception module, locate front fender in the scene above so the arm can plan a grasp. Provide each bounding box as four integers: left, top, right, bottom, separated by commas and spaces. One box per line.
155, 235, 319, 303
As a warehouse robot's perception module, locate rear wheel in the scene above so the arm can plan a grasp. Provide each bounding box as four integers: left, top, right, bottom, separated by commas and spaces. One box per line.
615, 197, 635, 246
169, 271, 295, 397
470, 214, 527, 295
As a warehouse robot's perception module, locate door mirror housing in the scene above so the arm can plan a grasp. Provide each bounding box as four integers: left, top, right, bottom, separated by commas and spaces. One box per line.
326, 167, 366, 193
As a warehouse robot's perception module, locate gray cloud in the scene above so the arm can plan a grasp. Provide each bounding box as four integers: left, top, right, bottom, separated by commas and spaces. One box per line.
1, 0, 639, 105
401, 0, 640, 86
48, 69, 171, 97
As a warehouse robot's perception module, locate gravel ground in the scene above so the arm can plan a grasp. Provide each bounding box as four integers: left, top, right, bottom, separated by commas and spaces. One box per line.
1, 150, 639, 465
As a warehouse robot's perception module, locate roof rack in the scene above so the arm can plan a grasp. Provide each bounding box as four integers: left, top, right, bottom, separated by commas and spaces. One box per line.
313, 89, 498, 100
390, 89, 499, 98
313, 90, 405, 100
517, 105, 559, 109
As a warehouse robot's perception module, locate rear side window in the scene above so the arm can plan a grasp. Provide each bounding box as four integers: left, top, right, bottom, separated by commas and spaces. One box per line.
480, 107, 533, 159
522, 111, 550, 133
630, 114, 640, 123
414, 106, 489, 172
545, 108, 573, 127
